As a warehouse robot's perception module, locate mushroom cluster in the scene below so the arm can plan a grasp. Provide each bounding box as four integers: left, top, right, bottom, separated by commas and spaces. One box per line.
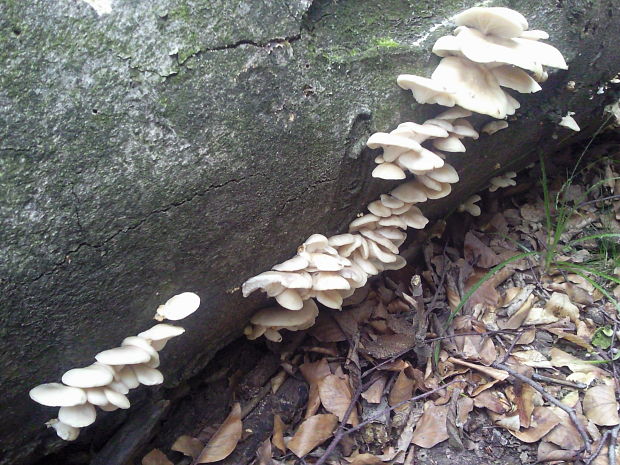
29, 292, 200, 441
242, 6, 567, 341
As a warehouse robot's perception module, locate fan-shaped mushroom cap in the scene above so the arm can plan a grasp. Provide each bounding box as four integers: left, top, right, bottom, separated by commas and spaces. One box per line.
376, 227, 407, 243
58, 403, 97, 428
30, 383, 87, 407
349, 214, 380, 232
138, 324, 185, 351
359, 229, 400, 254
432, 57, 512, 119
559, 112, 580, 131
155, 292, 200, 321
84, 387, 108, 406
389, 203, 414, 216
132, 365, 164, 386
251, 300, 319, 328
390, 181, 428, 203
61, 364, 115, 388
401, 206, 429, 229
121, 336, 160, 368
482, 120, 509, 135
367, 132, 427, 162
242, 271, 313, 297
95, 345, 152, 366
366, 240, 398, 263
312, 272, 351, 291
416, 174, 443, 192
397, 148, 444, 172
396, 75, 456, 106
272, 255, 309, 272
435, 107, 473, 120
432, 34, 463, 58
378, 215, 408, 229
367, 200, 392, 218
382, 255, 408, 271
425, 163, 460, 183
432, 135, 466, 152
489, 65, 541, 93
420, 181, 452, 199
46, 419, 80, 441
379, 194, 405, 209
458, 195, 482, 216
274, 288, 303, 310
371, 162, 406, 180
450, 119, 479, 139
300, 234, 329, 253
393, 122, 449, 142
423, 118, 454, 131
489, 171, 517, 191
104, 388, 130, 409
315, 290, 344, 309
454, 7, 528, 38
116, 365, 140, 389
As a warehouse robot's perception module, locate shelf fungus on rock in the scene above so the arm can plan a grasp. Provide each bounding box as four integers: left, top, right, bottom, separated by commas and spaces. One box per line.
30, 293, 198, 441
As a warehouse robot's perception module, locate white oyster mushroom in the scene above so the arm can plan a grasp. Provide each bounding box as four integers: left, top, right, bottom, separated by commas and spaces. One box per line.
390, 181, 428, 203
29, 383, 87, 407
58, 403, 97, 428
432, 135, 466, 152
488, 65, 542, 93
103, 388, 131, 409
519, 30, 549, 40
482, 120, 509, 135
489, 171, 517, 192
132, 365, 164, 386
559, 112, 580, 131
454, 7, 528, 38
84, 387, 109, 406
458, 195, 482, 216
155, 292, 200, 321
349, 214, 381, 232
116, 365, 140, 389
241, 270, 312, 297
275, 288, 304, 310
121, 336, 160, 368
247, 300, 319, 342
272, 255, 309, 272
46, 419, 80, 441
138, 324, 185, 351
61, 364, 114, 388
371, 162, 407, 179
396, 75, 456, 106
95, 345, 152, 366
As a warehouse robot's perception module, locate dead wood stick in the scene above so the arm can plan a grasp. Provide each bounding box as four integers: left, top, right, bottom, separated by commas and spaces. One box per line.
531, 373, 587, 390
492, 362, 591, 454
585, 430, 611, 465
610, 424, 620, 465
496, 330, 525, 365
500, 284, 535, 318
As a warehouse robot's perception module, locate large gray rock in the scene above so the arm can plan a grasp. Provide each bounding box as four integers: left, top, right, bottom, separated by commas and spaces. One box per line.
0, 0, 618, 463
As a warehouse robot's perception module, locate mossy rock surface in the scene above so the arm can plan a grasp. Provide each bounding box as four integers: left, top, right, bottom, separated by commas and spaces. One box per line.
0, 0, 618, 463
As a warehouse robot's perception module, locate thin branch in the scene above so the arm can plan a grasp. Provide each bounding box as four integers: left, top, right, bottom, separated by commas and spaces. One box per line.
585, 430, 611, 465
610, 424, 620, 465
531, 373, 587, 390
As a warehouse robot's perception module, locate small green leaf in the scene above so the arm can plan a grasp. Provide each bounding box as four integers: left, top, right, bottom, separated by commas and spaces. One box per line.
592, 326, 613, 349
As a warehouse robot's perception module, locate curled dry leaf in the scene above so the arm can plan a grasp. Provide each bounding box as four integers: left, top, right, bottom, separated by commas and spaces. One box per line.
318, 374, 359, 425
544, 407, 585, 450
287, 413, 338, 458
388, 371, 415, 409
361, 375, 387, 404
473, 390, 508, 414
197, 403, 242, 463
545, 292, 580, 323
142, 449, 173, 465
583, 385, 620, 426
171, 435, 204, 459
300, 358, 331, 418
272, 414, 286, 453
411, 401, 449, 448
256, 437, 273, 465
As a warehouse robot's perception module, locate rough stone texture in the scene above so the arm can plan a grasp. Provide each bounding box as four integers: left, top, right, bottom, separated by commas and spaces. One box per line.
0, 0, 618, 463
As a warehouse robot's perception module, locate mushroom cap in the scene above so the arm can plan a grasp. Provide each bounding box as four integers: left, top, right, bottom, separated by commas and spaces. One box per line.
395, 121, 450, 139
482, 120, 509, 135
349, 214, 380, 232
421, 182, 452, 199
251, 299, 319, 327
379, 194, 405, 209
489, 65, 541, 93
275, 288, 304, 310
432, 56, 510, 119
432, 135, 466, 152
396, 75, 456, 106
104, 388, 131, 409
121, 336, 160, 368
367, 200, 392, 218
328, 233, 358, 247
423, 118, 454, 132
390, 181, 428, 203
138, 324, 185, 351
116, 365, 140, 389
242, 271, 313, 297
450, 119, 480, 139
46, 419, 80, 441
432, 34, 463, 58
30, 383, 87, 407
367, 132, 425, 152
307, 253, 348, 271
272, 255, 309, 272
315, 290, 344, 310
416, 174, 443, 191
62, 364, 115, 388
401, 206, 429, 229
300, 234, 329, 253
519, 30, 549, 40
312, 272, 351, 291
371, 162, 406, 180
132, 365, 164, 386
58, 403, 97, 428
454, 7, 528, 38
435, 107, 473, 120
84, 387, 109, 406
425, 163, 460, 183
397, 148, 444, 172
95, 345, 152, 366
378, 215, 408, 229
366, 240, 397, 263
156, 292, 201, 321
359, 229, 400, 254
559, 113, 580, 131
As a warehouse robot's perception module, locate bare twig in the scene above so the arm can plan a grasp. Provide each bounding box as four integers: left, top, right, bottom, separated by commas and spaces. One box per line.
499, 285, 535, 318
492, 362, 591, 454
610, 424, 620, 465
423, 329, 520, 343
585, 430, 611, 465
531, 373, 587, 390
497, 330, 524, 365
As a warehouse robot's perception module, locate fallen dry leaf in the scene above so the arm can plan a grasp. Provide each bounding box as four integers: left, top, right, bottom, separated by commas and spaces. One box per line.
473, 390, 508, 414
272, 414, 286, 453
362, 375, 387, 404
511, 350, 552, 368
300, 358, 331, 418
344, 451, 384, 464
583, 385, 620, 426
388, 371, 415, 409
142, 449, 173, 465
448, 357, 509, 381
255, 437, 273, 465
464, 232, 501, 268
545, 292, 580, 323
197, 402, 242, 463
318, 374, 359, 425
411, 401, 449, 448
544, 407, 585, 450
287, 413, 338, 458
171, 435, 204, 459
